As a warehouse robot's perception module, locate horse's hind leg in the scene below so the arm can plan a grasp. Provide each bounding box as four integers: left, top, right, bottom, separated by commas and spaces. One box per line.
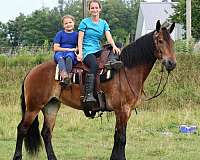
13, 110, 40, 160
13, 121, 25, 160
41, 98, 61, 160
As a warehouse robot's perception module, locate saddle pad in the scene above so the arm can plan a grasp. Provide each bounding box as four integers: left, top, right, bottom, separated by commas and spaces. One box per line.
54, 64, 113, 84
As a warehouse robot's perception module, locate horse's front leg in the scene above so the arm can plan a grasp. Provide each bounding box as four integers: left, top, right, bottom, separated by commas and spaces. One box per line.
110, 108, 131, 160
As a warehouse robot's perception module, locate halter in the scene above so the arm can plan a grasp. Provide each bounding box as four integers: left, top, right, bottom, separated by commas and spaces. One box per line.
153, 31, 163, 60
143, 31, 171, 100
123, 30, 170, 102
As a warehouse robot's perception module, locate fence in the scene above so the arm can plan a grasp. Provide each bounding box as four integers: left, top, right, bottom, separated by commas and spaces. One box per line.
0, 46, 53, 55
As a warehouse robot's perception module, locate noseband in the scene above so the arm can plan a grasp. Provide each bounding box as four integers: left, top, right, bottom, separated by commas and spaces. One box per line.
153, 31, 163, 59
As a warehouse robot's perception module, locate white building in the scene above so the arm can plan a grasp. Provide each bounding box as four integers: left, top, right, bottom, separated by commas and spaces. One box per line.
135, 1, 184, 40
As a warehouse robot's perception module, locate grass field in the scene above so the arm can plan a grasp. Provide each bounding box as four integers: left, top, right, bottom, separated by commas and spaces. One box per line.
2, 105, 200, 160
1, 53, 200, 160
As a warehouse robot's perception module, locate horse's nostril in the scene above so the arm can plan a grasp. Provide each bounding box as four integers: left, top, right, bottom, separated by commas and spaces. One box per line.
168, 60, 173, 68
169, 60, 176, 68
162, 59, 176, 71
172, 62, 176, 68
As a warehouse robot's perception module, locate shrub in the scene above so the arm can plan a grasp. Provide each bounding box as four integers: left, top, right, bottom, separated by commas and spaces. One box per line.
174, 39, 195, 54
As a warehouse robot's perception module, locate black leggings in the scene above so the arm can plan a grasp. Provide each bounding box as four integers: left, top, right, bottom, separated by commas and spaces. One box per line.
83, 51, 101, 75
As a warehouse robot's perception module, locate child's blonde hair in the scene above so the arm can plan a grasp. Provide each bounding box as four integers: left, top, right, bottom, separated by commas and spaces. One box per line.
61, 15, 75, 24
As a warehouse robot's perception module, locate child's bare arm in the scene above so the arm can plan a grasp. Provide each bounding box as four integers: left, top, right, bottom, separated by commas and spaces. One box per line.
53, 43, 76, 52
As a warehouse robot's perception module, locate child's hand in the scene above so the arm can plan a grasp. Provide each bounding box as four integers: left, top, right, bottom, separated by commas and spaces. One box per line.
77, 53, 83, 62
75, 48, 79, 52
71, 48, 76, 52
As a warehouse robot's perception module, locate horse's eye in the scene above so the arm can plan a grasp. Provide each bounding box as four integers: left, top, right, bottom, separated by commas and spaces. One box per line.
159, 40, 163, 44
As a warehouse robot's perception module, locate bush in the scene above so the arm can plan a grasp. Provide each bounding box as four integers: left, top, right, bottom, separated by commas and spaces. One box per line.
0, 55, 7, 67
0, 53, 51, 68
174, 39, 195, 54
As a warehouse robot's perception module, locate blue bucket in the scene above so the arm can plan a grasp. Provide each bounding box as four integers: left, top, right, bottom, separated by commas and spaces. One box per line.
179, 125, 197, 133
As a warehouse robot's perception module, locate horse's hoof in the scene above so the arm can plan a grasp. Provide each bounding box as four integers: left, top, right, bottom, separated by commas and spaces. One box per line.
48, 154, 57, 160
13, 155, 22, 160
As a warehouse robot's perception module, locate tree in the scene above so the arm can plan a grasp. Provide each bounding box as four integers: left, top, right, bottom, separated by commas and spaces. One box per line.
0, 0, 140, 48
101, 0, 140, 44
0, 22, 9, 47
58, 0, 65, 16
62, 0, 82, 29
23, 8, 61, 46
170, 0, 200, 40
6, 13, 26, 51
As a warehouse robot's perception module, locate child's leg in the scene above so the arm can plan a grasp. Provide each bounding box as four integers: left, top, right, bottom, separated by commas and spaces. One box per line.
65, 57, 73, 73
54, 52, 67, 72
57, 57, 69, 82
58, 58, 67, 72
54, 52, 71, 85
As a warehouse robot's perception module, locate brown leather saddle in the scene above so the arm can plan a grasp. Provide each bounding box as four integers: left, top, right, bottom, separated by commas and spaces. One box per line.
71, 44, 112, 89
70, 44, 113, 118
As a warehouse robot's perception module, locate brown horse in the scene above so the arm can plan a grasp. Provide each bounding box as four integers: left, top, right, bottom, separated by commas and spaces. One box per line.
13, 20, 176, 160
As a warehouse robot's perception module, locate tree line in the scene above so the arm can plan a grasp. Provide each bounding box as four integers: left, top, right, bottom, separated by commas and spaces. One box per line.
0, 0, 199, 50
0, 0, 140, 48
170, 0, 200, 40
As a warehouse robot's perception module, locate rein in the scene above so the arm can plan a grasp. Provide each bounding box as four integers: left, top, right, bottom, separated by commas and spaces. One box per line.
123, 64, 170, 102
144, 66, 170, 101
143, 31, 170, 100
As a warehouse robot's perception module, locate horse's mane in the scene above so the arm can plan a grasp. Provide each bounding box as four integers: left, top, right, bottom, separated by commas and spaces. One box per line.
120, 31, 157, 68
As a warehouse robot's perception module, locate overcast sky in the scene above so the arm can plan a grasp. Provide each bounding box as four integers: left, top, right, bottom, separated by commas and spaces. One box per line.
0, 0, 58, 23
0, 0, 162, 23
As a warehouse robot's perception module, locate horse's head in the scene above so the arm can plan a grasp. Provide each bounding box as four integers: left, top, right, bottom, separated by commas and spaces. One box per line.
154, 20, 176, 72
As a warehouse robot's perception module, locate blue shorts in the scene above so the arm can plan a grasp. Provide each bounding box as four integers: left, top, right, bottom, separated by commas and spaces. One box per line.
54, 51, 77, 65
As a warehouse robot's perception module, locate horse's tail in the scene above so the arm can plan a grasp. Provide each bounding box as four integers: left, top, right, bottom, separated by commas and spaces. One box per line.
21, 81, 42, 155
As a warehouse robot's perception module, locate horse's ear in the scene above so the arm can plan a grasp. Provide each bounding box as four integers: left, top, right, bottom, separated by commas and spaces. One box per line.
168, 22, 175, 34
156, 20, 161, 32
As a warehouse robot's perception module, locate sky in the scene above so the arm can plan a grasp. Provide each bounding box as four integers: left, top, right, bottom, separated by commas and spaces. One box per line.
0, 0, 58, 23
0, 0, 163, 23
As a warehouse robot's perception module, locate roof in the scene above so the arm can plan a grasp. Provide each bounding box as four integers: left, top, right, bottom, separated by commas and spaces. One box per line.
140, 2, 178, 30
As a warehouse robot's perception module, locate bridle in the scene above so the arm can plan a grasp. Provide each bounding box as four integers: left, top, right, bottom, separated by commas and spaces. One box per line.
123, 65, 170, 101
154, 31, 163, 60
144, 65, 170, 101
123, 30, 171, 102
144, 31, 171, 100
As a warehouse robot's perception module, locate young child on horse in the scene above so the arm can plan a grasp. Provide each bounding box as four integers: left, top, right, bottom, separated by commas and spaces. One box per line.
77, 0, 122, 109
53, 15, 78, 85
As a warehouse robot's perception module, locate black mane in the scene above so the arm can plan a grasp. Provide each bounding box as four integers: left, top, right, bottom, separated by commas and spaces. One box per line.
120, 31, 157, 68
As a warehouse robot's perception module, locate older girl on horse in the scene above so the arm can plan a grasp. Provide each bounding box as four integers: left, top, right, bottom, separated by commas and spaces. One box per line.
77, 0, 122, 109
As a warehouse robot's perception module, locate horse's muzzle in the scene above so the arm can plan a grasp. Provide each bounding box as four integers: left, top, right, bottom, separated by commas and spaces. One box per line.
162, 59, 176, 72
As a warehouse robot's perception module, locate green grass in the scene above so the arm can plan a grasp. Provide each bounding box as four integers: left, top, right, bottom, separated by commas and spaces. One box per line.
1, 53, 200, 159
1, 105, 200, 160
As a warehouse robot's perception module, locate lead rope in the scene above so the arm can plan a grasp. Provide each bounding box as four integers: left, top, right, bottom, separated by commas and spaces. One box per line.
144, 66, 170, 101
123, 65, 170, 112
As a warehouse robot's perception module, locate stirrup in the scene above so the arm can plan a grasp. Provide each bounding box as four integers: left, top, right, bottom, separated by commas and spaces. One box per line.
83, 110, 96, 118
63, 77, 72, 86
83, 96, 97, 108
60, 72, 72, 86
